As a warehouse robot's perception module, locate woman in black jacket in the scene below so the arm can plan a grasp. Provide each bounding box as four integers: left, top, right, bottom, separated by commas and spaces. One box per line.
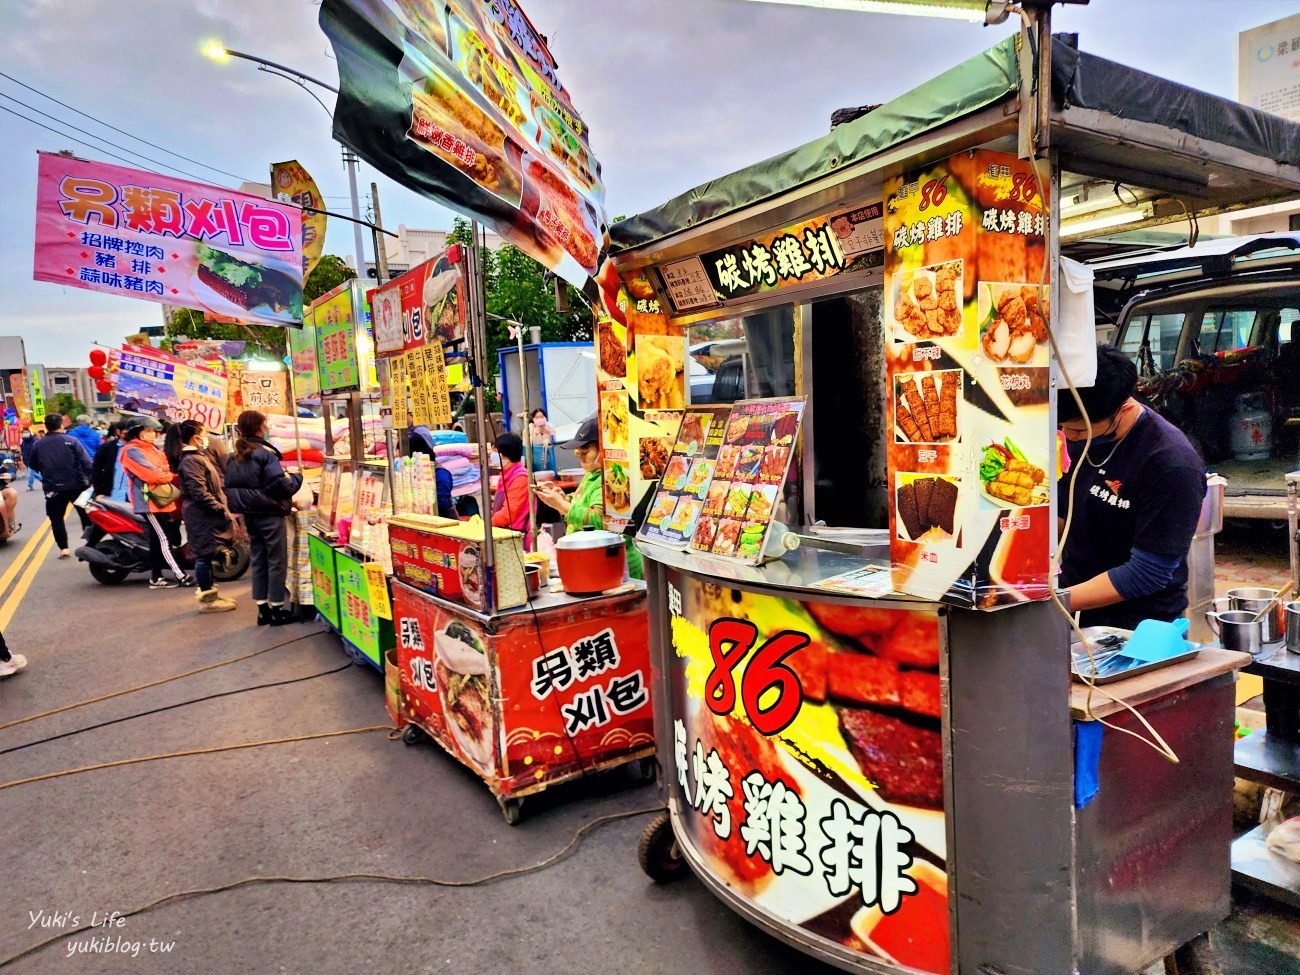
225, 411, 303, 626
165, 419, 236, 614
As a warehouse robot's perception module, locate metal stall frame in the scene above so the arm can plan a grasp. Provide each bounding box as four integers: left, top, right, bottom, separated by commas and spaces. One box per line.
619, 27, 1300, 975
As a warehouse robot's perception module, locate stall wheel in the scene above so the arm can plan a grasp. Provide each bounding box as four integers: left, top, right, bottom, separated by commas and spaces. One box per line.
637, 756, 658, 783
1163, 933, 1223, 975
638, 812, 687, 884
401, 724, 426, 746
497, 796, 524, 826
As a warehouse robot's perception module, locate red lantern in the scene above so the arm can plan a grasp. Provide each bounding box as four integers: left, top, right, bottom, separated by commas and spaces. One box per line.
96, 379, 112, 394
88, 365, 105, 380
89, 349, 107, 366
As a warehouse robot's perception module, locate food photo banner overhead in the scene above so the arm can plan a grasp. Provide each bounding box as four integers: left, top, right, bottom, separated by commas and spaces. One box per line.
33, 154, 304, 326
320, 0, 606, 290
114, 345, 228, 428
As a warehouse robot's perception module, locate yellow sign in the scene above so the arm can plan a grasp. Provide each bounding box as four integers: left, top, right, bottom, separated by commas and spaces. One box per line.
29, 369, 45, 422
271, 160, 326, 281
421, 343, 451, 425
364, 563, 392, 619
390, 353, 409, 428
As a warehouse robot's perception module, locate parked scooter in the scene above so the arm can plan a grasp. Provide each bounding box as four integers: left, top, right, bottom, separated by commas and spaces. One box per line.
75, 496, 250, 585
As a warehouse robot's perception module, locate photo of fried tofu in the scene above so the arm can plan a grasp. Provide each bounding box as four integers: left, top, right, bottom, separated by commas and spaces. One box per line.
895, 370, 960, 444
892, 260, 963, 342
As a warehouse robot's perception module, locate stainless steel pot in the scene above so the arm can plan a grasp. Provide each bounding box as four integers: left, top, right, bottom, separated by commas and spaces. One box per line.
1206, 608, 1264, 656
1226, 587, 1283, 643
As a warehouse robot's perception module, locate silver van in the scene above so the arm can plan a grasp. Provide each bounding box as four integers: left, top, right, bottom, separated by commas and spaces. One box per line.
1096, 234, 1300, 520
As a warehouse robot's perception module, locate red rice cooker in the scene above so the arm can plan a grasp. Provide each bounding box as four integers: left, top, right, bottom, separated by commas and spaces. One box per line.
554, 528, 627, 594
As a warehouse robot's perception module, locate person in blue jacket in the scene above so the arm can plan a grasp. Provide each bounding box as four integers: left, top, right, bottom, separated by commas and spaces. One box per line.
67, 414, 102, 456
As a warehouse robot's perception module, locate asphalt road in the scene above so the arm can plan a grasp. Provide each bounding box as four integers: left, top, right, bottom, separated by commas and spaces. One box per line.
0, 511, 841, 975
2, 509, 1297, 975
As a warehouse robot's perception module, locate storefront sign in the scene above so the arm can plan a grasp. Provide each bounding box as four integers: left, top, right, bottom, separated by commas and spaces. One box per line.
312, 281, 361, 393
883, 149, 1052, 608
369, 249, 465, 356
321, 0, 605, 290
653, 205, 885, 316
1238, 13, 1300, 122
270, 160, 326, 280
394, 584, 653, 791
667, 572, 949, 975
114, 345, 227, 428
336, 547, 395, 666
388, 522, 459, 597
309, 532, 341, 629
288, 325, 320, 401
34, 153, 303, 325
239, 370, 290, 415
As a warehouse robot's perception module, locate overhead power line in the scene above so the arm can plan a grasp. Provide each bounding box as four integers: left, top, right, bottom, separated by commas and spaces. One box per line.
0, 104, 167, 173
0, 92, 222, 184
0, 69, 253, 183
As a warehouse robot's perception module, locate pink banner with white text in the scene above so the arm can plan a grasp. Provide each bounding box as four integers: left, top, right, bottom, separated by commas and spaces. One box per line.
34, 153, 304, 326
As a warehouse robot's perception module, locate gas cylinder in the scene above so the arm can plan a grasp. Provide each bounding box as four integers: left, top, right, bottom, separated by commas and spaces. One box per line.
1229, 393, 1272, 461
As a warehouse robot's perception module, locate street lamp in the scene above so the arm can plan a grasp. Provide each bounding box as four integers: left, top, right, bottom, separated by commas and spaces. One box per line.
204, 42, 369, 281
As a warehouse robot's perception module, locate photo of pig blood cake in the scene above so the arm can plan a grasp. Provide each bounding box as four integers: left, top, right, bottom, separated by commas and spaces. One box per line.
838, 709, 944, 809
896, 476, 958, 540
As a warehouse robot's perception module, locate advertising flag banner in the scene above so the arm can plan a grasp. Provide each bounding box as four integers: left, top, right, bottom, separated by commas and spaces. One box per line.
271, 160, 327, 280
321, 0, 606, 290
29, 370, 46, 422
34, 153, 304, 326
114, 345, 228, 428
10, 374, 31, 422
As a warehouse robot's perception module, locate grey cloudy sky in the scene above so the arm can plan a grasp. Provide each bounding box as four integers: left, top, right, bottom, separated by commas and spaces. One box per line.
1, 0, 1297, 365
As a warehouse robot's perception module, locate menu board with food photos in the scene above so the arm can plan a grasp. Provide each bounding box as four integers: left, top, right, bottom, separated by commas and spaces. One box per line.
637, 407, 728, 548
689, 398, 805, 564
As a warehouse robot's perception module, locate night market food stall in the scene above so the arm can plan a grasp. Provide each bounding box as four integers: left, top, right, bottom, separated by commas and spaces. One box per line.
604, 27, 1300, 975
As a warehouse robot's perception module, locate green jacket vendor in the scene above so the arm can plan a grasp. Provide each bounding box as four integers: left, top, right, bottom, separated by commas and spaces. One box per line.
534, 416, 644, 581
1057, 345, 1206, 630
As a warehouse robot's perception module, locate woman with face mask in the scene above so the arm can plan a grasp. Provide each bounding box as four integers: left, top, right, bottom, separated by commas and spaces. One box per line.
165, 419, 237, 613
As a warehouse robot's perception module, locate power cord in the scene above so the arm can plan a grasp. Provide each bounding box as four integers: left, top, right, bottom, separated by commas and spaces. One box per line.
1013, 116, 1178, 764
0, 630, 325, 732
0, 661, 353, 756
0, 805, 661, 968
0, 724, 392, 791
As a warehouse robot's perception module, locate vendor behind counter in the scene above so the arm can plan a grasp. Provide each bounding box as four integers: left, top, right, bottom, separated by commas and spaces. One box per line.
1057, 345, 1206, 630
535, 416, 643, 580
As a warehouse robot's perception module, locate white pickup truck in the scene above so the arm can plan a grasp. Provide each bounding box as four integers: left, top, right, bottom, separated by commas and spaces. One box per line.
1093, 234, 1300, 522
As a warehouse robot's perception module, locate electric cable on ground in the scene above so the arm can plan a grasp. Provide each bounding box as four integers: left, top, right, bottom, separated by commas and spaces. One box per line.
0, 806, 660, 969
0, 660, 353, 755
0, 630, 325, 732
0, 724, 392, 791
0, 69, 253, 182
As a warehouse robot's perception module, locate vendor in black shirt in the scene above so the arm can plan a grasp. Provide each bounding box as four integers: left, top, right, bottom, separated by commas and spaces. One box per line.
1057, 346, 1206, 630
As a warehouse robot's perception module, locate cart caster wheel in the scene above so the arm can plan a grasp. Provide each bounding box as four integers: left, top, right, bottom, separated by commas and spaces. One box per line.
1164, 933, 1223, 975
498, 796, 523, 826
401, 724, 425, 746
637, 757, 658, 783
638, 812, 687, 884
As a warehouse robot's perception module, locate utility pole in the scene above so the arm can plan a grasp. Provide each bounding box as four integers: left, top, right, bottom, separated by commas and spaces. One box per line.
370, 182, 390, 285
341, 146, 368, 280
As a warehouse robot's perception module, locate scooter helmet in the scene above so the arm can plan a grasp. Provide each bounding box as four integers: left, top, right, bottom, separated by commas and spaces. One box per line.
123, 415, 163, 439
